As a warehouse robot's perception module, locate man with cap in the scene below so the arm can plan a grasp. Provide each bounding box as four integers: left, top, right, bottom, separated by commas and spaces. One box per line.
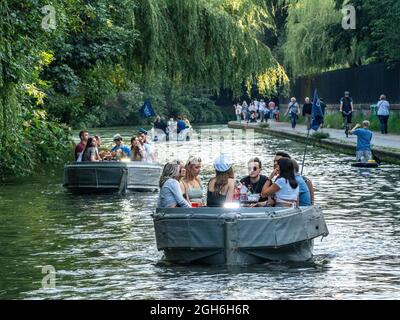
111, 134, 131, 158
206, 154, 235, 207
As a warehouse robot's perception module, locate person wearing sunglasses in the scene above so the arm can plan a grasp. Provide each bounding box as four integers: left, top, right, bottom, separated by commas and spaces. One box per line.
240, 157, 268, 201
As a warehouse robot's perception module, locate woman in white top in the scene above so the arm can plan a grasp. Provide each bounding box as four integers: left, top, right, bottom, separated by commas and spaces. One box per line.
377, 94, 390, 134
255, 158, 299, 207
235, 104, 242, 123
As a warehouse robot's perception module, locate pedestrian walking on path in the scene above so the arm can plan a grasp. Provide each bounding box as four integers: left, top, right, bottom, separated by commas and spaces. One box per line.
285, 97, 300, 129
377, 94, 390, 135
302, 97, 312, 130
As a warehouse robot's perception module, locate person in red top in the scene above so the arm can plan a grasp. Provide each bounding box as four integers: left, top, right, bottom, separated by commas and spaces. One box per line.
75, 130, 89, 160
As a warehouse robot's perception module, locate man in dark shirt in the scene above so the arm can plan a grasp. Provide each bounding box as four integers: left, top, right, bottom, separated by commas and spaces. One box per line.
340, 91, 354, 126
240, 157, 268, 201
302, 97, 313, 130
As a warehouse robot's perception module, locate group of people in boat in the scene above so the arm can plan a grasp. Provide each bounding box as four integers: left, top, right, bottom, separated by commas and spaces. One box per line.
74, 128, 156, 163
157, 151, 315, 209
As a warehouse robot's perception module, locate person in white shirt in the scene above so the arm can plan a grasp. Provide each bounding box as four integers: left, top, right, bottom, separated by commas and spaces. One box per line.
256, 157, 299, 207
376, 94, 390, 134
235, 103, 242, 123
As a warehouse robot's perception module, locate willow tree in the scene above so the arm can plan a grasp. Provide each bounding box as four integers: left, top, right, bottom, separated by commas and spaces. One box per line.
132, 0, 288, 97
0, 0, 72, 177
283, 0, 345, 76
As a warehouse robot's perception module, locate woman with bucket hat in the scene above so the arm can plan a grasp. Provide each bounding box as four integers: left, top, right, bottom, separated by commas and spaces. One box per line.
206, 154, 235, 207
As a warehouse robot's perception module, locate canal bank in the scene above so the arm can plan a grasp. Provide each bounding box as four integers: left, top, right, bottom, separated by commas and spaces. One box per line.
228, 121, 400, 165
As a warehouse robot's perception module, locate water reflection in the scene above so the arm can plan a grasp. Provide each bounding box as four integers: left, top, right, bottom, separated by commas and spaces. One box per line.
0, 125, 399, 299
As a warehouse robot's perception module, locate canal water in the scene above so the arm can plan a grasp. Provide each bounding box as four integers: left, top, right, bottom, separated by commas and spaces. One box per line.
0, 125, 399, 299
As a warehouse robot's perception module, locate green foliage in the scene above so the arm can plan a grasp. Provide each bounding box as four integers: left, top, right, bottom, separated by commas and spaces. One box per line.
259, 122, 270, 128
5, 0, 399, 179
283, 0, 345, 76
283, 0, 400, 76
132, 0, 289, 96
311, 131, 330, 140
323, 112, 400, 134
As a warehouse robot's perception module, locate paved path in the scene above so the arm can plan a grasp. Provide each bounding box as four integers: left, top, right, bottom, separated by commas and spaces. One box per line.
233, 121, 400, 151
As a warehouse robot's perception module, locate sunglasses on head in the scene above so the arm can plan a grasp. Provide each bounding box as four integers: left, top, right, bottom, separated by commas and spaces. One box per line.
188, 157, 201, 164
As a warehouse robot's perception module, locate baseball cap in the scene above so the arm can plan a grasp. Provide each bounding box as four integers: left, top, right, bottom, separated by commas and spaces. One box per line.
138, 128, 148, 135
213, 154, 233, 172
113, 134, 123, 141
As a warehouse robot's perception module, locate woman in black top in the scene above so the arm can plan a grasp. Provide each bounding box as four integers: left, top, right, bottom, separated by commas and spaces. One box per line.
207, 155, 235, 207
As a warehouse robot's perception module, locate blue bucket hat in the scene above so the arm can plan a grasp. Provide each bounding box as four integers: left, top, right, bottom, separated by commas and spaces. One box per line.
138, 128, 148, 135
213, 154, 233, 172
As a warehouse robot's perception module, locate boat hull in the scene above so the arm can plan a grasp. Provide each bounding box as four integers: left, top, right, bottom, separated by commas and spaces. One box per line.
351, 162, 379, 168
63, 161, 161, 193
152, 206, 328, 265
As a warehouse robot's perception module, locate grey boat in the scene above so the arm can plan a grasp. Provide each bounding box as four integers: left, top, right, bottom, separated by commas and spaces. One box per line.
152, 206, 328, 265
63, 161, 161, 193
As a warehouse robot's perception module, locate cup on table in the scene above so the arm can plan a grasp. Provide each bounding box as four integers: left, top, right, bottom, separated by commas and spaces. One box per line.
191, 202, 200, 208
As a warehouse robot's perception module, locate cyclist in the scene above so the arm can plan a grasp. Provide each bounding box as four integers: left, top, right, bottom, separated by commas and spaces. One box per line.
340, 91, 354, 137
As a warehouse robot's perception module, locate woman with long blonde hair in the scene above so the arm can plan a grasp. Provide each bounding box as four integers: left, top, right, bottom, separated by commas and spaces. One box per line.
180, 156, 203, 205
207, 155, 235, 207
158, 161, 190, 208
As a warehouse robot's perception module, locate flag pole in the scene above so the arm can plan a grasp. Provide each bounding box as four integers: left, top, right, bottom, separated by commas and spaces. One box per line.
301, 129, 310, 176
301, 88, 322, 176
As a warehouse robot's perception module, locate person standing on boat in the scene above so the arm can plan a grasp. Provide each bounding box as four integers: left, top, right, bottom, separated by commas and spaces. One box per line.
180, 156, 204, 206
111, 134, 131, 159
206, 155, 235, 207
75, 130, 89, 160
256, 158, 299, 208
350, 120, 373, 163
240, 157, 268, 202
158, 161, 191, 208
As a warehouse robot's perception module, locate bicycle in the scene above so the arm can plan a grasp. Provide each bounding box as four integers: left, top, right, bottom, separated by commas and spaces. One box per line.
342, 111, 352, 138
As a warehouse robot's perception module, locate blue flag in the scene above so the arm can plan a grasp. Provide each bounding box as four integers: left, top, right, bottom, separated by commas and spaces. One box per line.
139, 99, 156, 118
311, 89, 324, 131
